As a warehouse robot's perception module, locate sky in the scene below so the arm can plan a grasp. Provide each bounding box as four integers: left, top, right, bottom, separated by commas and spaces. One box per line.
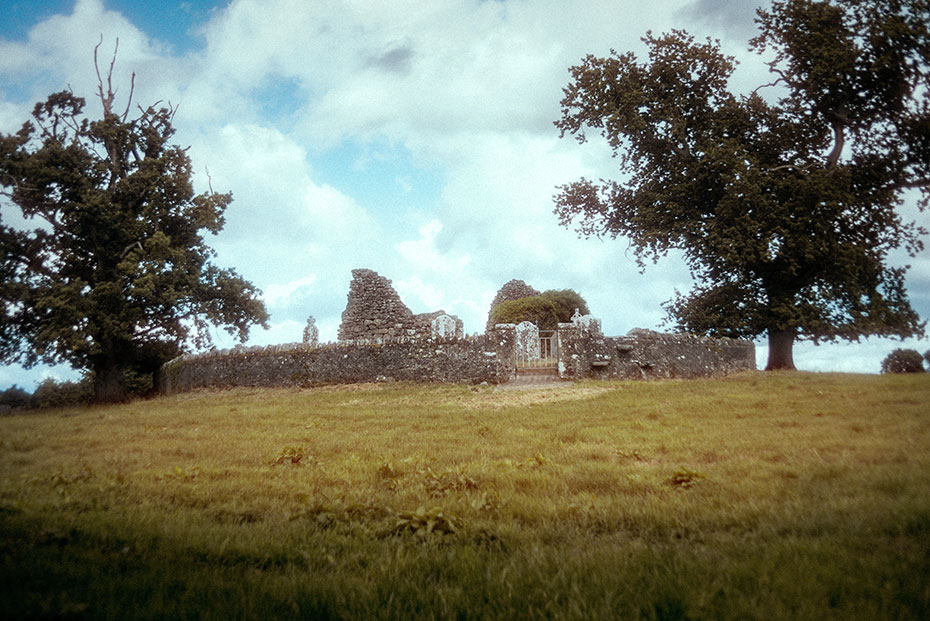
0, 0, 928, 390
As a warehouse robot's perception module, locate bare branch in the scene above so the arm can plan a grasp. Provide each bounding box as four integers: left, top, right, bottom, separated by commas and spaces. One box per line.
108, 38, 119, 98
204, 167, 215, 194
766, 60, 797, 88
94, 36, 122, 117
825, 120, 845, 168
93, 36, 104, 89
121, 72, 136, 122
769, 162, 817, 173
94, 36, 110, 116
120, 241, 143, 260
751, 78, 785, 97
751, 60, 797, 97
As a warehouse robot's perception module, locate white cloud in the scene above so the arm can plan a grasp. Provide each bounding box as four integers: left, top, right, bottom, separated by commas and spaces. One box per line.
0, 362, 79, 392
0, 0, 179, 115
2, 0, 927, 390
263, 275, 318, 308
395, 219, 471, 274
393, 275, 445, 313
186, 122, 379, 270
248, 318, 305, 347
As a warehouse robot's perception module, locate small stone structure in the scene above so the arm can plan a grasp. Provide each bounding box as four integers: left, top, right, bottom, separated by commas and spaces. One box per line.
431, 313, 459, 338
416, 310, 465, 340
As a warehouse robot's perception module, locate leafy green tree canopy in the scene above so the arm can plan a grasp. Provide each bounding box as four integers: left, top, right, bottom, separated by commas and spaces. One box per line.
880, 348, 927, 373
0, 43, 268, 402
553, 0, 929, 370
490, 289, 590, 330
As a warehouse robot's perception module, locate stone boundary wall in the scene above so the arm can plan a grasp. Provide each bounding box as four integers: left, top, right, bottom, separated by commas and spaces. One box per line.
557, 326, 755, 379
160, 330, 516, 394
159, 324, 754, 395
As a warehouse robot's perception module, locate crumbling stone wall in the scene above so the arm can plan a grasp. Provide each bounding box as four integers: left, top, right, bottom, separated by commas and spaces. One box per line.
557, 325, 755, 379
486, 279, 540, 331
161, 327, 517, 394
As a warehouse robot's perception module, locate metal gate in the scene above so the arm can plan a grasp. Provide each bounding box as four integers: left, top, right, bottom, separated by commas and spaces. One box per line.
515, 329, 558, 369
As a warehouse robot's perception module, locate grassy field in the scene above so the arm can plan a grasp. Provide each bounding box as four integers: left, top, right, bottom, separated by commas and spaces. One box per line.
0, 372, 928, 619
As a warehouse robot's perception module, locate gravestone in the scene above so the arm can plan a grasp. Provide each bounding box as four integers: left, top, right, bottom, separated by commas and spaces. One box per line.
431, 313, 458, 338
515, 321, 540, 361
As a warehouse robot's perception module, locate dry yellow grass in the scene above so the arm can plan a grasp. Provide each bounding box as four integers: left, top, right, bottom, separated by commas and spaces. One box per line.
1, 372, 928, 619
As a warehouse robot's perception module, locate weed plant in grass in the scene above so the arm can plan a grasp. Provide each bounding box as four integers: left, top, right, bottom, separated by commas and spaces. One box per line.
1, 372, 929, 619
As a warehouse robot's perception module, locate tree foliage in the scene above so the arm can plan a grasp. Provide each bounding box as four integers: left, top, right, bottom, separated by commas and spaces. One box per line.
0, 385, 32, 410
30, 377, 94, 409
489, 289, 590, 330
486, 279, 541, 331
0, 43, 268, 402
553, 0, 929, 370
880, 348, 927, 373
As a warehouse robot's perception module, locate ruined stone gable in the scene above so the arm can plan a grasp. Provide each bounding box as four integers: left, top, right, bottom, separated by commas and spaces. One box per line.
337, 269, 416, 341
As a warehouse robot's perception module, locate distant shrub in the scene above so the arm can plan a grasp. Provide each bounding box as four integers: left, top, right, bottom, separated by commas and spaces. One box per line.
880, 348, 926, 374
0, 385, 32, 410
31, 377, 93, 409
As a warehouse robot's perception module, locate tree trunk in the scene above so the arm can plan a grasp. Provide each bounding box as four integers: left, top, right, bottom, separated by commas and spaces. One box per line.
765, 329, 796, 371
94, 357, 128, 403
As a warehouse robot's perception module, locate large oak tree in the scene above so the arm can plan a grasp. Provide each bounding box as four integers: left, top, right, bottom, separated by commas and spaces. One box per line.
554, 0, 928, 369
0, 45, 268, 401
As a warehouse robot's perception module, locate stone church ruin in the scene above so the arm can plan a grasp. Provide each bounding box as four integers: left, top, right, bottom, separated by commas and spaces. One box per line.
338, 269, 464, 341
160, 270, 755, 394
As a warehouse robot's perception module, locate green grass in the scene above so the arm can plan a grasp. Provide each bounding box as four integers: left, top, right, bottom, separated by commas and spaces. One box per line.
1, 372, 928, 619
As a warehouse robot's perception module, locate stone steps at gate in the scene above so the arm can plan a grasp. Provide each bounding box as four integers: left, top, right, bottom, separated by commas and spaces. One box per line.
514, 367, 560, 379
503, 367, 562, 389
